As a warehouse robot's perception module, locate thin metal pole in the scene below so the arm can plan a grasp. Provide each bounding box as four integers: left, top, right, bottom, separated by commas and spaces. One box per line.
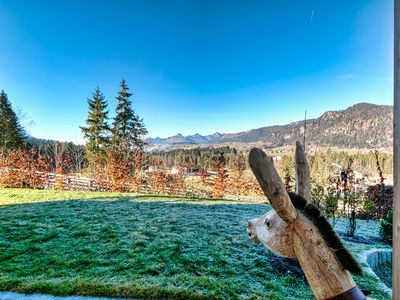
393, 0, 400, 298
303, 110, 307, 151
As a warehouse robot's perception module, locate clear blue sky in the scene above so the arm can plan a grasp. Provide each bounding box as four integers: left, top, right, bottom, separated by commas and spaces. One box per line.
0, 0, 394, 143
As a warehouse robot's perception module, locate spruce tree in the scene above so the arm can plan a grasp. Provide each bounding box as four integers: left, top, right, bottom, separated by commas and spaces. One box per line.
0, 90, 26, 151
112, 79, 134, 147
112, 79, 148, 152
131, 113, 148, 150
80, 87, 110, 162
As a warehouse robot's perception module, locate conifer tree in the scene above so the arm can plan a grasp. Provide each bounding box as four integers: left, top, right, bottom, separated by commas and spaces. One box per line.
80, 87, 110, 162
112, 79, 148, 153
0, 90, 26, 151
131, 113, 148, 150
112, 79, 134, 148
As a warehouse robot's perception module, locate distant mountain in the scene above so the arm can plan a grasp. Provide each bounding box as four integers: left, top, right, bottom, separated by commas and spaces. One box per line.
146, 103, 393, 149
149, 132, 224, 145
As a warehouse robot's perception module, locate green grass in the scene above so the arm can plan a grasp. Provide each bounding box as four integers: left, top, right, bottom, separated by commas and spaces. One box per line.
0, 188, 391, 299
0, 188, 134, 205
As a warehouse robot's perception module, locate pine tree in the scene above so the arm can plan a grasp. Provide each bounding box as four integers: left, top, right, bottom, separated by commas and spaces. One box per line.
80, 87, 110, 162
0, 90, 26, 151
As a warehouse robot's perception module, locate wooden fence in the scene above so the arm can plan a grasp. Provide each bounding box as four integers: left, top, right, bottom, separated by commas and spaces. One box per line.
0, 168, 264, 201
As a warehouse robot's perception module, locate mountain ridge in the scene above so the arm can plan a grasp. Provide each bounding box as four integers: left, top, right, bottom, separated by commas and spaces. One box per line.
146, 102, 393, 149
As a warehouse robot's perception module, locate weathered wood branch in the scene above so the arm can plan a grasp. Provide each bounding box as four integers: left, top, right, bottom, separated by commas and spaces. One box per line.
249, 148, 297, 223
247, 144, 367, 300
295, 141, 311, 201
293, 214, 356, 300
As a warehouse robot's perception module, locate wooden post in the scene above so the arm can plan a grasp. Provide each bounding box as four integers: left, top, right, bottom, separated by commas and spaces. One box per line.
394, 0, 400, 298
295, 141, 311, 201
293, 214, 356, 300
249, 148, 297, 223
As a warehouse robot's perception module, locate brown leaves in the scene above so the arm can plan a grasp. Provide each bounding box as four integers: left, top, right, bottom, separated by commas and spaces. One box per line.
0, 149, 51, 188
367, 184, 393, 219
107, 151, 133, 192
212, 164, 228, 199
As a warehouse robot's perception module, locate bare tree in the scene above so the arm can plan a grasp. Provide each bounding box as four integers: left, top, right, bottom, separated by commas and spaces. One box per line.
68, 143, 85, 173
45, 141, 67, 172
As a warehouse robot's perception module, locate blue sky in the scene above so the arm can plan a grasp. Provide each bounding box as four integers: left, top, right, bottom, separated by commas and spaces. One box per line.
0, 0, 394, 143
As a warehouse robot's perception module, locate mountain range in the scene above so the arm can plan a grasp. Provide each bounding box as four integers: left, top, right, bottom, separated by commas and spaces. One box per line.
146, 103, 393, 150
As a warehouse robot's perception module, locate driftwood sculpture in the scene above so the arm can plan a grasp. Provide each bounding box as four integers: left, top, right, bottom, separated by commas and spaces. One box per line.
247, 141, 366, 300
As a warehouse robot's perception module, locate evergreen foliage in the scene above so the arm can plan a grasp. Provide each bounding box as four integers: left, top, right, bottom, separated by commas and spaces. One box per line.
112, 79, 148, 154
147, 146, 240, 170
0, 90, 26, 151
113, 79, 133, 145
131, 113, 148, 150
80, 87, 110, 161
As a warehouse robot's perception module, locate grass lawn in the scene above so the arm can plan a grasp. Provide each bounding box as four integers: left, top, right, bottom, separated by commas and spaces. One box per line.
0, 188, 391, 300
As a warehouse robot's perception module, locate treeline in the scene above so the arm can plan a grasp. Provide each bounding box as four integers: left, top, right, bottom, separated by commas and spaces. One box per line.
27, 137, 85, 173
146, 146, 392, 178
146, 146, 247, 171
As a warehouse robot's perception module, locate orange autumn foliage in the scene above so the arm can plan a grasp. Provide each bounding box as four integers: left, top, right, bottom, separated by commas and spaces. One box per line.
0, 149, 51, 188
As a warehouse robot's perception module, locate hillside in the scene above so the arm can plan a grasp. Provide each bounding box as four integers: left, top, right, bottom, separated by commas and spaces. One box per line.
147, 103, 393, 149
